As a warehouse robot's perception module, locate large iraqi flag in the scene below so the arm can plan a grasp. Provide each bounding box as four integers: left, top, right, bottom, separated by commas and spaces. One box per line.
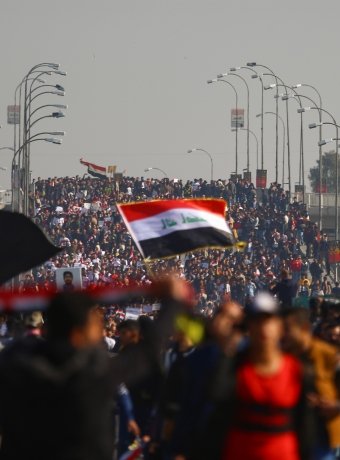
117, 199, 234, 259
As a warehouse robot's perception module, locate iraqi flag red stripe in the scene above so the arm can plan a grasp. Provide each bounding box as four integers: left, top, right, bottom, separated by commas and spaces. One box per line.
118, 199, 226, 222
80, 158, 106, 173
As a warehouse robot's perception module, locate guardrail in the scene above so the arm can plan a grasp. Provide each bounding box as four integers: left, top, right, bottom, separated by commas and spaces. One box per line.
302, 193, 340, 207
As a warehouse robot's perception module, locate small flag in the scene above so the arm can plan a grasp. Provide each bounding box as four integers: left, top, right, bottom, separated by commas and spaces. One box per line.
117, 199, 234, 260
80, 158, 107, 179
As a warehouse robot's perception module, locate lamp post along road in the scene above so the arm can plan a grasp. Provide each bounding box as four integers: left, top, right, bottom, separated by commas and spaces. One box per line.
11, 133, 63, 213
207, 79, 239, 174
293, 83, 323, 231
318, 134, 339, 280
262, 74, 292, 196
231, 128, 258, 170
217, 72, 250, 172
144, 167, 168, 178
275, 85, 305, 202
257, 112, 285, 186
231, 67, 265, 172
311, 121, 339, 244
21, 64, 60, 215
22, 64, 65, 216
296, 95, 328, 230
187, 148, 214, 182
247, 63, 280, 183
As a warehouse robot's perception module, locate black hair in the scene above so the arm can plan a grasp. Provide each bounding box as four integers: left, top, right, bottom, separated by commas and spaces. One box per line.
117, 319, 140, 333
46, 292, 96, 341
282, 307, 311, 328
63, 271, 73, 278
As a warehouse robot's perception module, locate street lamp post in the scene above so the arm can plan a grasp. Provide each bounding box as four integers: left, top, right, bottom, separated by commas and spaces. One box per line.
293, 83, 323, 228
217, 72, 250, 172
261, 75, 292, 196
187, 148, 214, 182
318, 134, 339, 280
144, 167, 168, 178
23, 69, 66, 150
20, 63, 62, 216
231, 128, 258, 170
11, 133, 63, 213
247, 63, 280, 183
14, 74, 49, 153
296, 95, 330, 230
23, 89, 65, 216
270, 84, 305, 202
17, 65, 59, 177
311, 122, 339, 243
231, 66, 265, 171
207, 79, 239, 174
23, 85, 66, 216
274, 88, 304, 195
257, 112, 285, 186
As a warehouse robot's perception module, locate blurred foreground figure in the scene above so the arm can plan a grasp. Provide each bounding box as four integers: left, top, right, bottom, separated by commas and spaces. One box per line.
0, 292, 113, 460
204, 292, 313, 460
0, 279, 190, 460
283, 307, 340, 460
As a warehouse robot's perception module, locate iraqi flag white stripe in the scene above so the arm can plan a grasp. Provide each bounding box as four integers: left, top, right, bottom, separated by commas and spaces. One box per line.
128, 208, 231, 242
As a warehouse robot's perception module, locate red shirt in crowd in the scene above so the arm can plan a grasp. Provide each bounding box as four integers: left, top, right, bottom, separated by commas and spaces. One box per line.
223, 354, 302, 460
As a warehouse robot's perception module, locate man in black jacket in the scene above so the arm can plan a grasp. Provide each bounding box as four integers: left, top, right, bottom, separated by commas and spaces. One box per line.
271, 269, 298, 308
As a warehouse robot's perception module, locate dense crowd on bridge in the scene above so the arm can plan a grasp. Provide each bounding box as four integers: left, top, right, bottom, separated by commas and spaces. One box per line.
26, 174, 333, 308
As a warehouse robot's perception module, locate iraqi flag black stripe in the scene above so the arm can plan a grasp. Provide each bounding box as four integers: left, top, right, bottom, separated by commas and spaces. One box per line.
87, 166, 107, 179
139, 226, 233, 259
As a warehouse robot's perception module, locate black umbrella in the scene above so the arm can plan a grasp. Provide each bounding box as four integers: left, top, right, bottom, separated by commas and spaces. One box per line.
0, 211, 62, 285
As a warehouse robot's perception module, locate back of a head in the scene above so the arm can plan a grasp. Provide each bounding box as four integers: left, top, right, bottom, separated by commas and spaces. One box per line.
283, 307, 311, 330
117, 319, 140, 334
46, 292, 96, 341
281, 269, 289, 280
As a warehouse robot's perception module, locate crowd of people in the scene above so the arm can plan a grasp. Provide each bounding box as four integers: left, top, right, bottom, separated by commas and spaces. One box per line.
25, 175, 333, 310
0, 173, 338, 459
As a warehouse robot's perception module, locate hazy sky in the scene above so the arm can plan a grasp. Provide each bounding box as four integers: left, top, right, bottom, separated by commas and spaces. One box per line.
0, 0, 339, 191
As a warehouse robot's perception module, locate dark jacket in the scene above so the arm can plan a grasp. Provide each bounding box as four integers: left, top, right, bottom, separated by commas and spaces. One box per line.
271, 278, 298, 307
0, 337, 114, 460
